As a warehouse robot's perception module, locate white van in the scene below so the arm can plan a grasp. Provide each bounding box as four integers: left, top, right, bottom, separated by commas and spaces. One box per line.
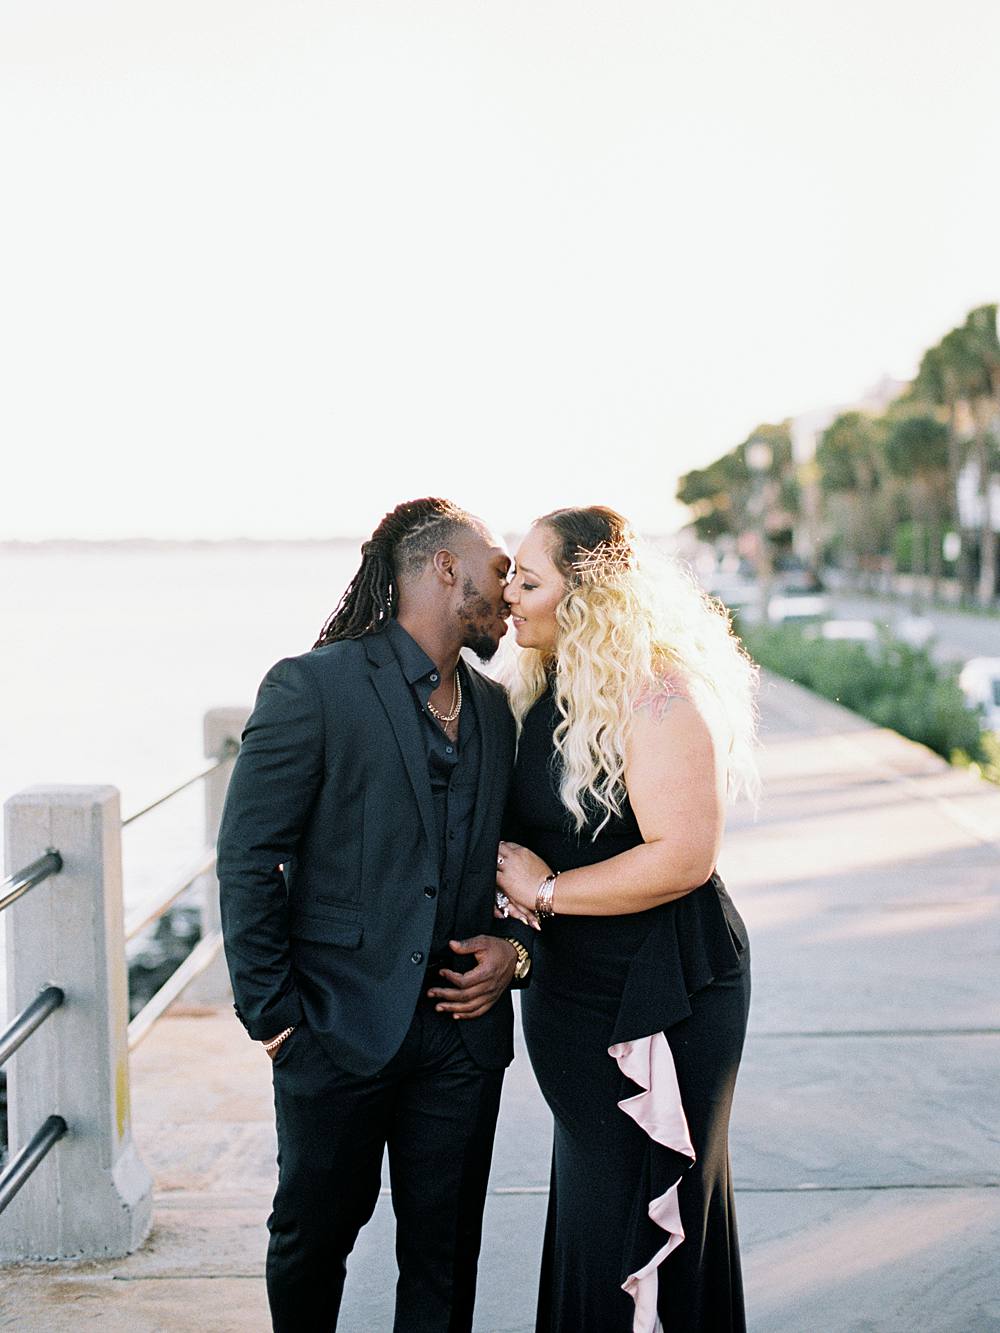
958, 657, 1000, 732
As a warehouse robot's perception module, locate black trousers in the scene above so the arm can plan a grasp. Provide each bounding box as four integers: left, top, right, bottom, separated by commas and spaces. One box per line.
266, 997, 505, 1333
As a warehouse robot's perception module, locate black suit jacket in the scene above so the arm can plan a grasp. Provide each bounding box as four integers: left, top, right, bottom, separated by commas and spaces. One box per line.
217, 630, 525, 1076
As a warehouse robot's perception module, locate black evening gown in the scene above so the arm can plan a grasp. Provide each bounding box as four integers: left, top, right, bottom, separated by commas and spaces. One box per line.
511, 683, 751, 1333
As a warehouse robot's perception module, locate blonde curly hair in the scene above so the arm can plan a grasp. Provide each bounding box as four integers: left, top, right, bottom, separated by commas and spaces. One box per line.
505, 506, 759, 835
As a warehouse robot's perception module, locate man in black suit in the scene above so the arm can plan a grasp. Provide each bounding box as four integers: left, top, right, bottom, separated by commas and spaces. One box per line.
217, 497, 533, 1333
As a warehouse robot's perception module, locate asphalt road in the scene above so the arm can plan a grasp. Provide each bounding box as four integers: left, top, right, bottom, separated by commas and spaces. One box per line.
827, 591, 998, 666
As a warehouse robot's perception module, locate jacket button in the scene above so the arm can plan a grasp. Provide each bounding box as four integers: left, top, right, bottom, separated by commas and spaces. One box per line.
411, 951, 424, 964
424, 886, 437, 898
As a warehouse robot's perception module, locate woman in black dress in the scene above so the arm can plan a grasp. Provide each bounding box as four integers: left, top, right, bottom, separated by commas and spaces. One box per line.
496, 507, 758, 1333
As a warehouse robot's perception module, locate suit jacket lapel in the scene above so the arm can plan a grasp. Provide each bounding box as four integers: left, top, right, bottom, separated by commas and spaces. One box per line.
463, 664, 499, 856
365, 634, 438, 858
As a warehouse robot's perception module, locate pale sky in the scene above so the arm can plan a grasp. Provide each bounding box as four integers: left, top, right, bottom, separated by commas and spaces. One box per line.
2, 0, 998, 540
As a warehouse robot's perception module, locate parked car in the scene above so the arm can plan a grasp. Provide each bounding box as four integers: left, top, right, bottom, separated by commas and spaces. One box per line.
816, 618, 880, 644
706, 575, 757, 613
801, 618, 882, 656
704, 559, 757, 614
767, 584, 831, 624
958, 657, 1000, 732
894, 612, 936, 650
771, 557, 825, 592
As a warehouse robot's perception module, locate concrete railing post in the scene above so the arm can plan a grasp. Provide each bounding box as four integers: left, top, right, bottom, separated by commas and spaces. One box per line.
187, 708, 248, 1004
1, 786, 152, 1260
202, 707, 248, 933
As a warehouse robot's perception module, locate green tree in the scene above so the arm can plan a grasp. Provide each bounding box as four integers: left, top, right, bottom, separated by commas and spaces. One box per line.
910, 339, 973, 595
884, 413, 951, 594
914, 307, 1000, 604
960, 305, 1000, 605
815, 411, 892, 582
677, 423, 799, 554
676, 452, 751, 543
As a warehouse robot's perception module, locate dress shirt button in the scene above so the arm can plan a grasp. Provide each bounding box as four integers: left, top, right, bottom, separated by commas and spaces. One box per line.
411, 951, 424, 964
424, 886, 437, 898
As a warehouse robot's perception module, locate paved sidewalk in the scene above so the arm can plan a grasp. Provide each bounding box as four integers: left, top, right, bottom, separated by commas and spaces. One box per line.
2, 674, 998, 1331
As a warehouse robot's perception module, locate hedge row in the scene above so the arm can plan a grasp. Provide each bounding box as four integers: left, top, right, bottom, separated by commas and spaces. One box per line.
739, 624, 991, 769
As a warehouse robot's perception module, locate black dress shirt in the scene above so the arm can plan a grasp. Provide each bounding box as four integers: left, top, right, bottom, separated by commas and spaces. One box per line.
383, 619, 481, 964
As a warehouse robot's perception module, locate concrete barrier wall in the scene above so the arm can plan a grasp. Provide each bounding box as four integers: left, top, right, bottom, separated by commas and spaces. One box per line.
2, 786, 152, 1260
1, 705, 248, 1261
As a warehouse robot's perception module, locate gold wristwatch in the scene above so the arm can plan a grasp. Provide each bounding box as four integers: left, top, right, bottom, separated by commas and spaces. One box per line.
504, 937, 531, 981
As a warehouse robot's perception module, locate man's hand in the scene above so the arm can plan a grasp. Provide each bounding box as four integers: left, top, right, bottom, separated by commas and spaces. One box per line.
427, 936, 517, 1020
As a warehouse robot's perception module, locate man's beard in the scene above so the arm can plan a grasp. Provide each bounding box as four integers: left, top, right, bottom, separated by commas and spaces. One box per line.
458, 578, 503, 662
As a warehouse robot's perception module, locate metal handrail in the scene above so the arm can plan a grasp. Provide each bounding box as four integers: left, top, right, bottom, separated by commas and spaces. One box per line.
121, 742, 238, 828
0, 986, 64, 1068
0, 1116, 68, 1214
0, 851, 63, 914
127, 929, 224, 1051
0, 716, 245, 1245
124, 846, 217, 942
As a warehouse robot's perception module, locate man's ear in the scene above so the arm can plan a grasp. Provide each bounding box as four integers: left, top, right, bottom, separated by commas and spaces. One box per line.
431, 548, 458, 584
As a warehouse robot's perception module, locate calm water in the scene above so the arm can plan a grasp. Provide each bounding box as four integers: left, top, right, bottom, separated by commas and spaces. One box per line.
1, 543, 367, 1014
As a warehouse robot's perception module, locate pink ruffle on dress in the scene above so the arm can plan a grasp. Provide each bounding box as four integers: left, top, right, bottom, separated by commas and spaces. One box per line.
610, 1033, 696, 1333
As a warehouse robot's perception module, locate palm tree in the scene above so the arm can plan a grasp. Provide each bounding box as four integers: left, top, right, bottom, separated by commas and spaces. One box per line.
917, 311, 1000, 605
884, 412, 951, 596
960, 305, 1000, 605
911, 340, 974, 597
815, 411, 892, 586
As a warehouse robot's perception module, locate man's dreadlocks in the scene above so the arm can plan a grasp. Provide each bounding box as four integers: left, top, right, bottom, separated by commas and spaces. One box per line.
313, 497, 480, 647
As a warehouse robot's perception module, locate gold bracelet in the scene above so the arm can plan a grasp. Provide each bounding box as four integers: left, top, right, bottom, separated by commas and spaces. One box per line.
535, 871, 559, 920
263, 1025, 295, 1053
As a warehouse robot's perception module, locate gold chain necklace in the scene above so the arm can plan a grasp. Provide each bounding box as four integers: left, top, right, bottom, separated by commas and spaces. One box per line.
426, 670, 462, 724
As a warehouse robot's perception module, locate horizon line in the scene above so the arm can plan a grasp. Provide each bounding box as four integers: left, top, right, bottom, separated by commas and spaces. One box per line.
1, 529, 686, 550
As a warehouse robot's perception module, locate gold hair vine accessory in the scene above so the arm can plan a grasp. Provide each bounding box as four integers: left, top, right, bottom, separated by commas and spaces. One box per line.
569, 538, 634, 585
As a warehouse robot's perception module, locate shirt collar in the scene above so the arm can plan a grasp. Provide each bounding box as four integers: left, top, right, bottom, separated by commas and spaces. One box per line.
383, 618, 440, 686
